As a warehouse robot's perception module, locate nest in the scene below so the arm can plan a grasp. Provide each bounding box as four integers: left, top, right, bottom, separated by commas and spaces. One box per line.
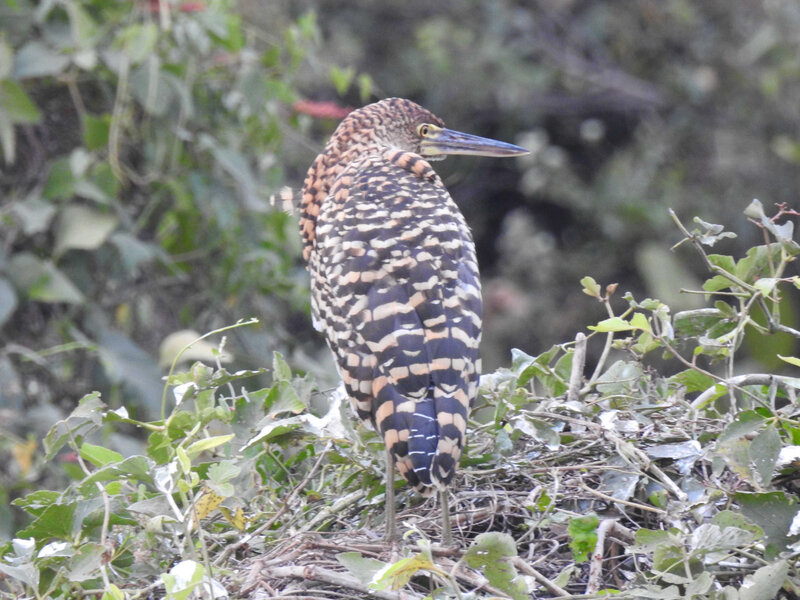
220, 406, 696, 599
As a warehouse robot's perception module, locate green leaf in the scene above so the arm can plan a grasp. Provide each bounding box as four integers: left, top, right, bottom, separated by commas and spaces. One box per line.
580, 276, 602, 298
716, 437, 753, 482
12, 490, 60, 513
719, 411, 765, 443
735, 244, 782, 284
594, 360, 642, 394
162, 560, 205, 599
330, 65, 355, 95
653, 544, 691, 578
735, 491, 799, 557
750, 425, 781, 486
370, 553, 437, 591
0, 79, 41, 123
242, 417, 304, 450
567, 514, 598, 562
266, 381, 307, 416
753, 277, 779, 296
702, 274, 733, 293
10, 196, 57, 235
463, 532, 528, 600
692, 217, 737, 246
631, 529, 675, 552
510, 416, 560, 449
711, 510, 763, 539
357, 73, 373, 102
0, 112, 13, 163
685, 572, 713, 596
778, 354, 800, 368
101, 583, 125, 600
739, 560, 788, 600
54, 205, 119, 256
83, 113, 111, 150
130, 57, 175, 117
668, 369, 715, 393
707, 254, 736, 272
176, 446, 190, 474
17, 502, 77, 540
6, 252, 84, 304
0, 36, 12, 79
185, 434, 235, 459
337, 552, 385, 585
207, 460, 241, 486
272, 351, 292, 382
116, 23, 159, 65
65, 2, 99, 47
743, 198, 766, 220
67, 542, 104, 582
43, 158, 76, 199
78, 456, 155, 493
589, 316, 633, 332
0, 561, 39, 589
43, 392, 104, 459
0, 277, 18, 327
690, 523, 758, 554
80, 443, 123, 467
13, 40, 70, 78
630, 312, 651, 332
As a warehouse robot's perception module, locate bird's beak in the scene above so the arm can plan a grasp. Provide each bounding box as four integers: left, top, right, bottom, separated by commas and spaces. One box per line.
419, 125, 529, 158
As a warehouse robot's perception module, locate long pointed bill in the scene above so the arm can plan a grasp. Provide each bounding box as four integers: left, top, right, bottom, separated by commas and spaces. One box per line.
420, 126, 529, 158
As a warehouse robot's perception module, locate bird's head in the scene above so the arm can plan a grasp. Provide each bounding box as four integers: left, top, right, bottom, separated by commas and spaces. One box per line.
332, 98, 529, 162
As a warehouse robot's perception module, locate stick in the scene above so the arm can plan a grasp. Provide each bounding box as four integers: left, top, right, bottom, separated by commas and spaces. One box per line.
586, 519, 616, 594
269, 565, 418, 600
567, 333, 587, 404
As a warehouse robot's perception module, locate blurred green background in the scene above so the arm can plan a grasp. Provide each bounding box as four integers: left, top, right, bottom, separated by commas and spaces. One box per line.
1, 0, 799, 463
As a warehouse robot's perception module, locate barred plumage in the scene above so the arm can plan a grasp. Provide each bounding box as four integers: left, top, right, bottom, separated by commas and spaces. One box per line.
300, 98, 527, 542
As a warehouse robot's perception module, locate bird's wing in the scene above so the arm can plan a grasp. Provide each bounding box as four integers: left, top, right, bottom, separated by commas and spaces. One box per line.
310, 152, 482, 491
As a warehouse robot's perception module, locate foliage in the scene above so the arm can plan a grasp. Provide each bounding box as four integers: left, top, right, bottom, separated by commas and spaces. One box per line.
3, 1, 800, 598
0, 0, 319, 424
1, 203, 799, 598
290, 1, 800, 369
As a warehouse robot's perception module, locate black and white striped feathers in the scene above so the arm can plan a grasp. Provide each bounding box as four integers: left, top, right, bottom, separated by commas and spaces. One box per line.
300, 98, 483, 494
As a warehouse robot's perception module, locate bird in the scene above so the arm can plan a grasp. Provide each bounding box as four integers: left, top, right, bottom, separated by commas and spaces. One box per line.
300, 97, 528, 544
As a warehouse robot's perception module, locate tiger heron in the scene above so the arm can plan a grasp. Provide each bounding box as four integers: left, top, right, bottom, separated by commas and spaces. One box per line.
300, 98, 528, 544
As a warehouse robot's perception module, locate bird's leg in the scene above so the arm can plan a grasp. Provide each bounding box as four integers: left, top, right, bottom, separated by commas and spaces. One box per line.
440, 489, 453, 547
384, 447, 398, 542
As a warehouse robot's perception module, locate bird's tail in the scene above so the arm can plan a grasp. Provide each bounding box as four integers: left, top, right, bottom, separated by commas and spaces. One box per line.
406, 389, 438, 490
383, 382, 465, 496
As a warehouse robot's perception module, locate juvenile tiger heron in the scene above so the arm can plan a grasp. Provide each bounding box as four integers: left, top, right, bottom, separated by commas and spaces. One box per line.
300, 98, 528, 544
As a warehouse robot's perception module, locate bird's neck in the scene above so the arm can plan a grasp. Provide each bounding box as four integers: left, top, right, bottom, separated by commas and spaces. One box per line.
299, 141, 439, 263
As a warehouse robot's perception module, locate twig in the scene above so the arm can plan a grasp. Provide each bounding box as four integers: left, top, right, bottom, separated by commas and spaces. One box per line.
436, 557, 508, 599
530, 410, 686, 502
567, 332, 586, 404
66, 428, 113, 591
513, 556, 570, 596
587, 519, 616, 594
268, 565, 416, 600
579, 483, 666, 515
302, 489, 367, 532
583, 295, 624, 392
654, 333, 761, 407
668, 209, 756, 294
755, 293, 800, 338
691, 373, 800, 410
602, 430, 687, 502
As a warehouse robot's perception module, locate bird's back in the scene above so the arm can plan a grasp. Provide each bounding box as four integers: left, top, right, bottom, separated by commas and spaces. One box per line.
308, 148, 482, 493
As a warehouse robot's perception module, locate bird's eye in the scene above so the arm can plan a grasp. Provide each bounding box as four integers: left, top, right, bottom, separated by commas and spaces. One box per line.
418, 124, 430, 137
